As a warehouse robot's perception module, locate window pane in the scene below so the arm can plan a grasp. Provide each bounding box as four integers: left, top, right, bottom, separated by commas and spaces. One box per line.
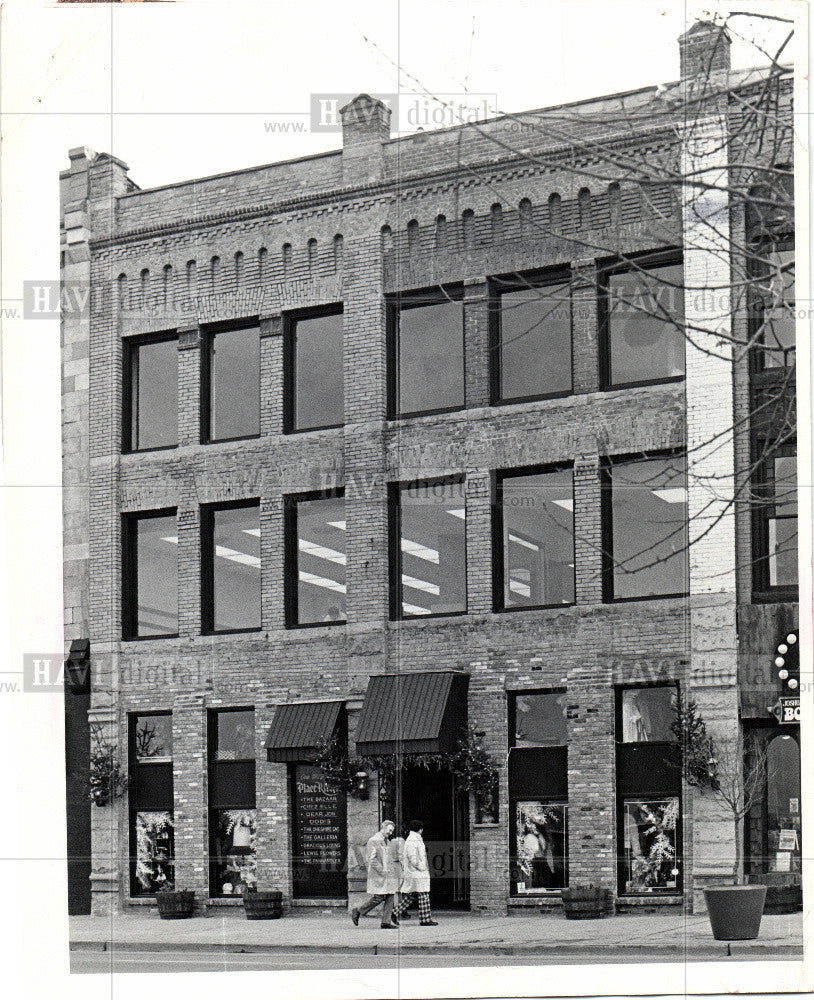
211, 809, 257, 895
620, 687, 677, 742
610, 456, 688, 598
134, 810, 174, 893
293, 311, 343, 429
209, 327, 260, 440
135, 514, 178, 636
134, 715, 173, 760
514, 693, 567, 747
774, 455, 797, 515
621, 798, 679, 892
501, 469, 574, 607
769, 518, 798, 586
398, 299, 464, 413
130, 338, 177, 450
399, 480, 466, 616
212, 505, 260, 631
499, 284, 571, 399
608, 263, 685, 384
296, 495, 346, 624
215, 710, 254, 760
766, 735, 801, 874
760, 247, 795, 367
515, 802, 568, 892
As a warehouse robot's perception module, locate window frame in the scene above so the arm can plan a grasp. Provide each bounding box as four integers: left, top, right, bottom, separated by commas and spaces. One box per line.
122, 331, 179, 454
128, 710, 174, 897
492, 464, 576, 613
489, 268, 574, 406
282, 302, 345, 435
122, 508, 179, 641
200, 499, 262, 636
200, 318, 261, 445
388, 474, 468, 621
283, 488, 347, 629
747, 233, 795, 377
598, 250, 685, 391
386, 285, 466, 419
601, 449, 689, 603
751, 440, 798, 602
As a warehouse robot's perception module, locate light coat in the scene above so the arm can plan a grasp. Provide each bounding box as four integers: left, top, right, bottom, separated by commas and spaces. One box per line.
385, 836, 405, 894
364, 830, 393, 894
401, 830, 431, 894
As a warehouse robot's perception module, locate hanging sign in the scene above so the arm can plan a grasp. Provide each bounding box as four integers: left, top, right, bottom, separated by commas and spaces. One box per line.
770, 697, 800, 724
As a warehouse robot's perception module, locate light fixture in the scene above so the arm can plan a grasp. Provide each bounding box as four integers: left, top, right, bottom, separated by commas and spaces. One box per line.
775, 656, 785, 668
788, 678, 798, 690
778, 643, 788, 655
787, 633, 797, 644
779, 669, 789, 680
352, 771, 369, 799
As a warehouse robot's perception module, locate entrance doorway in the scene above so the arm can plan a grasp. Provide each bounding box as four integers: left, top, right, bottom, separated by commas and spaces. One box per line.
387, 764, 470, 909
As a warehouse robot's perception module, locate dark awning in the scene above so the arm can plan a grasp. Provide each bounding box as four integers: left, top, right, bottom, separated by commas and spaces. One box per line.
265, 700, 345, 762
356, 671, 469, 755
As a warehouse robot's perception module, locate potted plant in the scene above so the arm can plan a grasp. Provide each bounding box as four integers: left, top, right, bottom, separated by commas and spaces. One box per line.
673, 698, 768, 940
155, 883, 196, 919
242, 886, 283, 920
561, 885, 614, 920
87, 725, 127, 807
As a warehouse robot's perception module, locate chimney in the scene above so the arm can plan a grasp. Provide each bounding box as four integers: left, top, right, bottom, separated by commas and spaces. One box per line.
340, 94, 391, 184
678, 20, 731, 81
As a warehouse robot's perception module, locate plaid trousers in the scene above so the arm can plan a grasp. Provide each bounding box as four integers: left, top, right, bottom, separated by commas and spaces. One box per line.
393, 891, 432, 923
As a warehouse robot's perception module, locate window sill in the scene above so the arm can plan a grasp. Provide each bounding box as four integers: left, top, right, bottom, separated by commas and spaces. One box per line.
201, 434, 262, 446
122, 633, 180, 643
284, 423, 344, 436
751, 589, 799, 604
393, 609, 468, 624
203, 627, 263, 636
495, 601, 575, 614
601, 375, 685, 391
606, 593, 688, 604
122, 444, 179, 456
493, 388, 574, 407
388, 404, 466, 421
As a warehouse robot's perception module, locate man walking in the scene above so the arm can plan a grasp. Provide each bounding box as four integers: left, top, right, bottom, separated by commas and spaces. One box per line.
350, 820, 398, 929
392, 819, 438, 926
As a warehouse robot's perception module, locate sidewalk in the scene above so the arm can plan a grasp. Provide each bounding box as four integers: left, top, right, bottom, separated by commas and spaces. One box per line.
70, 907, 804, 959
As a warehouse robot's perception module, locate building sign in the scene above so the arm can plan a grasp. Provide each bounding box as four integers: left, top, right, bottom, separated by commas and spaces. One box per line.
770, 696, 800, 724
291, 763, 346, 898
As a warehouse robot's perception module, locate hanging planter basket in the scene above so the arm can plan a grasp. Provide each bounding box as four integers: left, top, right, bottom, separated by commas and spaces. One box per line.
561, 885, 614, 920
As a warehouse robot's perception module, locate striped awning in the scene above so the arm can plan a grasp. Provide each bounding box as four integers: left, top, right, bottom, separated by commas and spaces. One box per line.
355, 671, 469, 755
264, 700, 345, 762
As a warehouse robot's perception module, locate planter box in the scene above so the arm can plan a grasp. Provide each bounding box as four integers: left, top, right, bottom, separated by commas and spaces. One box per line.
703, 885, 766, 940
243, 890, 283, 920
747, 875, 801, 915
561, 887, 614, 920
156, 890, 195, 920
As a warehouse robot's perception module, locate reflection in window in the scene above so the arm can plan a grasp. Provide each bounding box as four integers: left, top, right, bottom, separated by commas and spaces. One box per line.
621, 798, 679, 893
206, 326, 260, 441
754, 245, 795, 368
394, 479, 467, 617
499, 468, 574, 608
205, 503, 261, 632
515, 802, 567, 892
514, 692, 567, 747
496, 282, 572, 401
133, 714, 173, 760
213, 709, 255, 760
125, 512, 178, 638
607, 455, 688, 599
620, 687, 677, 742
605, 261, 685, 385
393, 294, 464, 415
757, 452, 798, 589
289, 494, 346, 626
211, 809, 257, 895
287, 309, 344, 431
125, 337, 178, 451
134, 811, 174, 893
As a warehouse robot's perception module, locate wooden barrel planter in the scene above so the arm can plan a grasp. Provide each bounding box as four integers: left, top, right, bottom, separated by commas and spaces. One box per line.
243, 890, 283, 920
561, 886, 614, 920
156, 890, 195, 920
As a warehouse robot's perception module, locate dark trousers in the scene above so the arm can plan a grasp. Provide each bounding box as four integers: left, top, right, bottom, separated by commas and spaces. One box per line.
356, 893, 394, 923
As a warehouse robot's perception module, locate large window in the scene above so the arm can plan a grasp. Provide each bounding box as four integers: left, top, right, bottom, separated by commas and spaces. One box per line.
753, 447, 797, 594
123, 334, 178, 452
600, 257, 685, 387
202, 502, 261, 633
208, 709, 256, 897
509, 691, 568, 894
203, 324, 260, 442
491, 274, 572, 402
122, 510, 178, 639
129, 713, 174, 896
389, 288, 464, 416
750, 239, 795, 370
390, 478, 467, 619
285, 491, 346, 627
284, 306, 344, 432
603, 453, 688, 600
495, 467, 575, 609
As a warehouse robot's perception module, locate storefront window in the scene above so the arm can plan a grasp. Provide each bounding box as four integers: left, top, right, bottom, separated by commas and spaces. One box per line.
208, 709, 256, 897
211, 809, 257, 895
515, 802, 567, 892
134, 810, 174, 893
620, 686, 677, 742
620, 798, 679, 893
133, 714, 172, 760
766, 734, 801, 875
514, 692, 567, 747
129, 711, 174, 895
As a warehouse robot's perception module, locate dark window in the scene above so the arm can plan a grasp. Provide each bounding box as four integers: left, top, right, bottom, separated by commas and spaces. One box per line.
495, 467, 575, 609
284, 306, 344, 432
129, 712, 174, 895
750, 241, 795, 370
202, 502, 261, 633
123, 335, 178, 452
601, 258, 685, 387
492, 275, 572, 403
203, 325, 260, 442
389, 289, 464, 416
604, 454, 688, 600
208, 709, 256, 897
513, 692, 568, 747
123, 511, 178, 639
754, 448, 797, 593
285, 492, 346, 627
390, 478, 467, 618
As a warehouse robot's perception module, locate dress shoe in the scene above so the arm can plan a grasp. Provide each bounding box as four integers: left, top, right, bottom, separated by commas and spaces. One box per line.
390, 914, 399, 925
350, 908, 360, 926
380, 922, 398, 929
399, 910, 411, 919
419, 919, 439, 926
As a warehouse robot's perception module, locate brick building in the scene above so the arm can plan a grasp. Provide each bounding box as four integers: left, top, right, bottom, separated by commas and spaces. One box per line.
61, 21, 798, 917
